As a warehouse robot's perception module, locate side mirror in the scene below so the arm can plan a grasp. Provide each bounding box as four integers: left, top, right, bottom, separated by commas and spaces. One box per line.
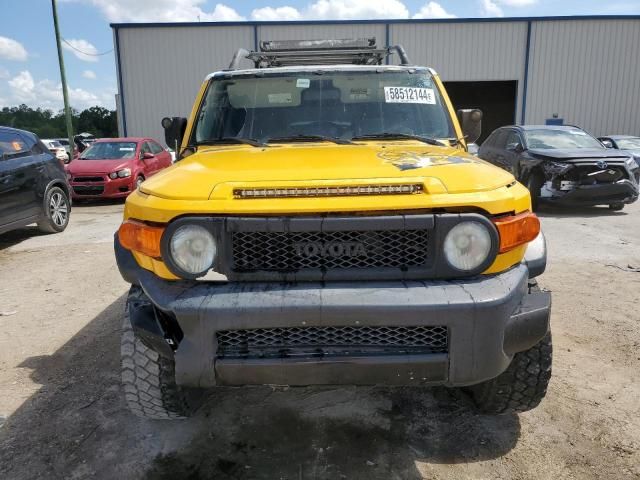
506, 142, 525, 153
456, 109, 482, 145
601, 139, 614, 149
142, 152, 154, 160
161, 117, 188, 158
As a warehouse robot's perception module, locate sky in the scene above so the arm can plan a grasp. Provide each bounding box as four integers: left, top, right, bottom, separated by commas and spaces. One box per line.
1, 0, 639, 112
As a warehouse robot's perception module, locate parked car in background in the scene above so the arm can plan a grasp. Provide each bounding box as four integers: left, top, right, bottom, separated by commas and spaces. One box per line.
478, 125, 639, 211
55, 138, 75, 161
598, 135, 640, 168
66, 137, 172, 200
0, 127, 71, 235
41, 139, 69, 164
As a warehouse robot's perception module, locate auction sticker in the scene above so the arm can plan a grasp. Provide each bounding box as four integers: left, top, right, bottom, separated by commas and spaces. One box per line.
384, 87, 435, 104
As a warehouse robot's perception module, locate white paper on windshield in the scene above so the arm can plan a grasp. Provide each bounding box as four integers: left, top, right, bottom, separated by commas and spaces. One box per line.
120, 147, 135, 151
268, 93, 293, 104
296, 78, 310, 88
384, 87, 436, 104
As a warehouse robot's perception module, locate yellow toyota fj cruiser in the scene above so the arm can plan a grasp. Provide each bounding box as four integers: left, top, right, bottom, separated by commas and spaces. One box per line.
115, 39, 551, 419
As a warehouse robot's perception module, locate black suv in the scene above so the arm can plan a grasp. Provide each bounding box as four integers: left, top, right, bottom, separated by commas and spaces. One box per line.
0, 126, 71, 235
478, 125, 639, 211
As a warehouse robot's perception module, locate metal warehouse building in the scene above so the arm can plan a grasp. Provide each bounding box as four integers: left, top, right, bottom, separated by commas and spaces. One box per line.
111, 16, 640, 145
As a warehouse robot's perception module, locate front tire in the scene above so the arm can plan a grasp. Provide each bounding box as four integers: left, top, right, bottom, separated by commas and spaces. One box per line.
526, 172, 545, 212
467, 333, 552, 414
121, 287, 200, 419
38, 186, 70, 233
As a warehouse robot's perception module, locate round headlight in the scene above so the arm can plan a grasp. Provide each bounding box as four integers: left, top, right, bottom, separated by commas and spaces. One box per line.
169, 225, 217, 276
443, 221, 492, 271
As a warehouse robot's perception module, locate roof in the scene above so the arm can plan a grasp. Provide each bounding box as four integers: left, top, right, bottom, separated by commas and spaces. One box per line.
95, 137, 149, 142
208, 64, 431, 80
505, 125, 585, 131
110, 15, 640, 29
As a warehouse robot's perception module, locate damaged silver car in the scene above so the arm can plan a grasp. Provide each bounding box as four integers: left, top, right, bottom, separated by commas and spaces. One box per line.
479, 125, 640, 211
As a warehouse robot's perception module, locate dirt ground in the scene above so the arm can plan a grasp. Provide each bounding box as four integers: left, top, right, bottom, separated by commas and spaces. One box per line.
0, 199, 639, 479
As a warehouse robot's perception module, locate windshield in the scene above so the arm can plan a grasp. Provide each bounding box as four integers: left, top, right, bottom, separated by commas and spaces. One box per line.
524, 129, 603, 150
47, 141, 62, 148
193, 70, 454, 145
615, 138, 640, 150
80, 142, 137, 160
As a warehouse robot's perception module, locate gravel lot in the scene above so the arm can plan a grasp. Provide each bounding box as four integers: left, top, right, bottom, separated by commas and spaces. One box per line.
0, 200, 639, 479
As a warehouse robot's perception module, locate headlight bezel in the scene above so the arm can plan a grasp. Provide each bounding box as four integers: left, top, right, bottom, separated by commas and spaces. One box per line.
161, 219, 223, 279
438, 216, 500, 275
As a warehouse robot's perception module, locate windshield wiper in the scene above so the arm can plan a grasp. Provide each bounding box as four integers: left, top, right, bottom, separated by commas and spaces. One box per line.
352, 133, 445, 146
265, 135, 353, 145
196, 137, 266, 147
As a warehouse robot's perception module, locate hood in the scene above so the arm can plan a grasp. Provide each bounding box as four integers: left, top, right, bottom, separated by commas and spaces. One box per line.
528, 148, 632, 161
139, 143, 516, 201
68, 158, 131, 174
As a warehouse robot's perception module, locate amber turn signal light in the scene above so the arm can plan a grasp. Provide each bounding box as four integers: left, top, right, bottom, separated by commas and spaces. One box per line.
118, 220, 165, 258
493, 211, 540, 253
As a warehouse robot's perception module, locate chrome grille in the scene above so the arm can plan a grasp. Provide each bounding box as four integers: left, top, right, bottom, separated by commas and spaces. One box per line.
231, 229, 429, 271
216, 325, 448, 358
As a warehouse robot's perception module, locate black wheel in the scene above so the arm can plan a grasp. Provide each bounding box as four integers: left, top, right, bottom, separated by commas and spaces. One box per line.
466, 332, 552, 414
135, 175, 144, 190
526, 172, 545, 212
38, 186, 70, 233
121, 287, 201, 419
608, 203, 624, 211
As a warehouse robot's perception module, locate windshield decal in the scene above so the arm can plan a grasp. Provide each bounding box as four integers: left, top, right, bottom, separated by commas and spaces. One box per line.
296, 78, 310, 88
378, 151, 473, 171
384, 87, 436, 104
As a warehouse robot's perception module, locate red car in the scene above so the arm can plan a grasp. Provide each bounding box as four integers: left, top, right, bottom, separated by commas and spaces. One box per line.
66, 138, 172, 199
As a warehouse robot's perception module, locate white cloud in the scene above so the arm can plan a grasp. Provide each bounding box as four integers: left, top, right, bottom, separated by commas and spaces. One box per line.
0, 36, 28, 61
496, 0, 537, 5
86, 0, 245, 22
5, 70, 115, 110
251, 0, 410, 20
251, 6, 301, 21
82, 69, 97, 79
412, 1, 456, 19
62, 38, 99, 62
480, 0, 504, 17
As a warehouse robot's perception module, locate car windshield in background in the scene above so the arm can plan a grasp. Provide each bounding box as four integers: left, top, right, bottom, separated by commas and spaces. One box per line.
47, 141, 63, 148
80, 142, 137, 160
524, 129, 603, 150
194, 70, 454, 145
616, 138, 640, 150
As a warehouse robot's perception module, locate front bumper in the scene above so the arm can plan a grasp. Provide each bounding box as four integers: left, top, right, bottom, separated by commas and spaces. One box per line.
70, 176, 134, 199
116, 238, 551, 389
545, 179, 638, 206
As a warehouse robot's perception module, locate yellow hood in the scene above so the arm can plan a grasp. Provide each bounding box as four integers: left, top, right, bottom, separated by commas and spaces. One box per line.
140, 142, 515, 201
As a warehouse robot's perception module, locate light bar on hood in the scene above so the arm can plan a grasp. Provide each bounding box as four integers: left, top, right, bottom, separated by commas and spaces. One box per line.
233, 184, 424, 199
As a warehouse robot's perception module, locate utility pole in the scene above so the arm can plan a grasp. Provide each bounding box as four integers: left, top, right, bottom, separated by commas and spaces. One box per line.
51, 0, 75, 162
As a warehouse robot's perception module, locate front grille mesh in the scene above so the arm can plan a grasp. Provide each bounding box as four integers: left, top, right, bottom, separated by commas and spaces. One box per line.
216, 325, 448, 358
232, 229, 428, 271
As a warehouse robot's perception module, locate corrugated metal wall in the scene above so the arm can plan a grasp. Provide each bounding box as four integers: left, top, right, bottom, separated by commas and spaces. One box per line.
116, 25, 253, 143
257, 23, 386, 45
114, 18, 640, 143
525, 19, 640, 135
390, 21, 528, 122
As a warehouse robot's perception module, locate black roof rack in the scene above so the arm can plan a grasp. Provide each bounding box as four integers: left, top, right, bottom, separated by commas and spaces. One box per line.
228, 38, 411, 69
